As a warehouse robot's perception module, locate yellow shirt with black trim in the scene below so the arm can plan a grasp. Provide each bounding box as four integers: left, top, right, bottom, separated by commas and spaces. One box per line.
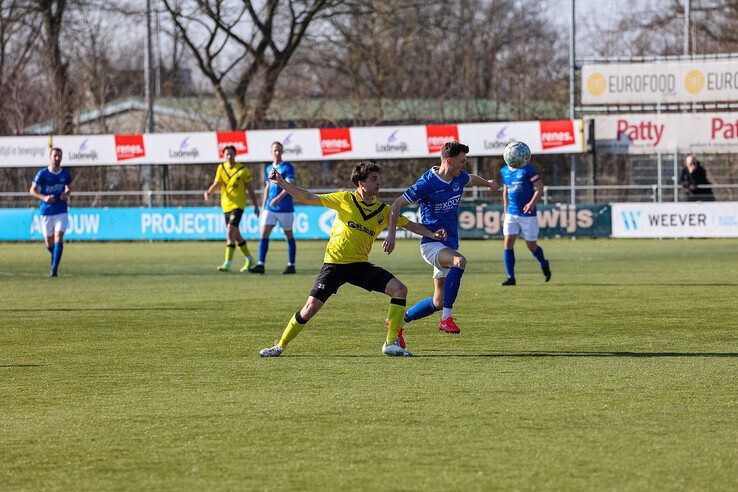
215, 161, 252, 212
319, 191, 409, 264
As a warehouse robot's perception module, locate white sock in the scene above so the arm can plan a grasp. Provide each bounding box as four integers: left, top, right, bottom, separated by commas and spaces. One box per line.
442, 308, 452, 320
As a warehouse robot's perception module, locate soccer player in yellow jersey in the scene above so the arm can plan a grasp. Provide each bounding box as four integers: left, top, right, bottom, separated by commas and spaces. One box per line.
204, 145, 260, 272
259, 161, 447, 357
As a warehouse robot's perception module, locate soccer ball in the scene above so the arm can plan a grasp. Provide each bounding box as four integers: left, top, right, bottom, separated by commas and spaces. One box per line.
503, 141, 531, 169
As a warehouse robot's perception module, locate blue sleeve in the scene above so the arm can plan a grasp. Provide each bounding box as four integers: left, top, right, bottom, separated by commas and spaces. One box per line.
284, 163, 296, 182
526, 165, 540, 182
461, 170, 471, 185
402, 175, 432, 203
32, 169, 44, 186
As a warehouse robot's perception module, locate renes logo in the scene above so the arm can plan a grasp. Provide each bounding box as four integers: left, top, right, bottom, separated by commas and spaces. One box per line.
115, 135, 145, 161
375, 129, 409, 154
320, 128, 352, 156
217, 131, 248, 158
540, 120, 576, 149
69, 138, 99, 161
426, 125, 459, 153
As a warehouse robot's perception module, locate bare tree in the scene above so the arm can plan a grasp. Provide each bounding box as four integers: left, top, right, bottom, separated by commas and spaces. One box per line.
162, 0, 341, 130
0, 0, 42, 134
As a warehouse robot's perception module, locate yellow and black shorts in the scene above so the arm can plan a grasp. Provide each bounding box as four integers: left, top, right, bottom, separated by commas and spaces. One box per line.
223, 208, 244, 227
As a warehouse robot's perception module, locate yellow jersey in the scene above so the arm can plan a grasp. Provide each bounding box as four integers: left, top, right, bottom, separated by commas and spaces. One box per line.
215, 161, 252, 212
319, 191, 409, 264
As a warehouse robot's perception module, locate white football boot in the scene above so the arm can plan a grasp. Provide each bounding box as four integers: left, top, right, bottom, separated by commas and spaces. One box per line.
259, 344, 284, 357
382, 340, 413, 357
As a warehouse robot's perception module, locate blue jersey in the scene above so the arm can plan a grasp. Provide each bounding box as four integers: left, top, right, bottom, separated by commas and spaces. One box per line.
32, 167, 72, 216
403, 168, 470, 250
501, 164, 539, 217
265, 162, 296, 213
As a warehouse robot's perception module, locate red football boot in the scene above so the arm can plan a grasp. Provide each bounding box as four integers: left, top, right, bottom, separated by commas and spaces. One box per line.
438, 316, 461, 334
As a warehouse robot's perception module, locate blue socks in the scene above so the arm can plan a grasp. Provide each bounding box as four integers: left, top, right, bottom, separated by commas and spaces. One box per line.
503, 249, 515, 279
404, 297, 437, 323
442, 267, 464, 309
287, 238, 296, 265
51, 242, 64, 272
258, 238, 269, 264
532, 246, 547, 267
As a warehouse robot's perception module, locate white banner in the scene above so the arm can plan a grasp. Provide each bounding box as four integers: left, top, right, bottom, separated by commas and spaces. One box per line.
594, 112, 738, 154
582, 59, 738, 104
612, 202, 738, 238
0, 119, 584, 167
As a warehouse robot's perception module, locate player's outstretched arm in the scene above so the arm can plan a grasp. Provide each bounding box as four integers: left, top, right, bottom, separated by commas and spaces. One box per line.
468, 174, 500, 192
401, 221, 447, 242
382, 195, 410, 254
268, 168, 321, 205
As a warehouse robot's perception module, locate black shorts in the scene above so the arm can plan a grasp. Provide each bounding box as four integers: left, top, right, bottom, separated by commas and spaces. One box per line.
223, 208, 244, 227
309, 262, 395, 303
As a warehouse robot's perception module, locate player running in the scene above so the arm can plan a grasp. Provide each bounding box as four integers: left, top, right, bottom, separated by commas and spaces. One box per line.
259, 161, 446, 357
29, 147, 72, 277
499, 140, 551, 285
204, 145, 260, 272
249, 141, 298, 275
383, 141, 499, 336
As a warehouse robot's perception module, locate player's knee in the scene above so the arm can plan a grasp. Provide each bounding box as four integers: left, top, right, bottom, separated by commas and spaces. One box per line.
386, 279, 407, 298
452, 255, 466, 269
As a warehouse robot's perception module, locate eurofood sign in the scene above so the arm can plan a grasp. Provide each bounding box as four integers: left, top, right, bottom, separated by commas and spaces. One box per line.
582, 59, 738, 104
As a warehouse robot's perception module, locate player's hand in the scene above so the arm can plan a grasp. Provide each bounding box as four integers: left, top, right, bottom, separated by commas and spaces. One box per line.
383, 232, 396, 254
204, 191, 210, 201
487, 180, 500, 192
60, 191, 70, 201
433, 228, 447, 241
43, 195, 56, 204
268, 168, 283, 184
254, 208, 260, 217
523, 202, 534, 214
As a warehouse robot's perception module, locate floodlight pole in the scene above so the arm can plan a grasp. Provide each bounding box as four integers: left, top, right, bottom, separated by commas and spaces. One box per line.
683, 0, 691, 55
144, 0, 155, 133
569, 0, 576, 205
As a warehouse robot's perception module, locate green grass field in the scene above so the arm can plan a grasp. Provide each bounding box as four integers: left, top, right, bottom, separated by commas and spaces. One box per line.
1, 239, 737, 490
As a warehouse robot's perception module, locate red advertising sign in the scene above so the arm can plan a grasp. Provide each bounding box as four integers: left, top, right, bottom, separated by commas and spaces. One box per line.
426, 125, 459, 153
217, 131, 248, 158
320, 128, 352, 156
540, 120, 576, 150
115, 134, 145, 161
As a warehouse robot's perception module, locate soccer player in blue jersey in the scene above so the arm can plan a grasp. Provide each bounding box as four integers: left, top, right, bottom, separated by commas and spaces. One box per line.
29, 148, 72, 277
384, 141, 499, 337
499, 142, 551, 286
249, 141, 298, 274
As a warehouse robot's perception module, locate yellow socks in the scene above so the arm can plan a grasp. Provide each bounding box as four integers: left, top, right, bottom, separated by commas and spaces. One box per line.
224, 243, 236, 264
278, 312, 307, 348
386, 298, 406, 344
237, 240, 251, 258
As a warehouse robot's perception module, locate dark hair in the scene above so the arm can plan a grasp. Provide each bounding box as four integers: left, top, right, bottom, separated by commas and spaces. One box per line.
351, 161, 381, 186
440, 141, 469, 159
223, 145, 237, 154
271, 141, 283, 150
50, 147, 62, 154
